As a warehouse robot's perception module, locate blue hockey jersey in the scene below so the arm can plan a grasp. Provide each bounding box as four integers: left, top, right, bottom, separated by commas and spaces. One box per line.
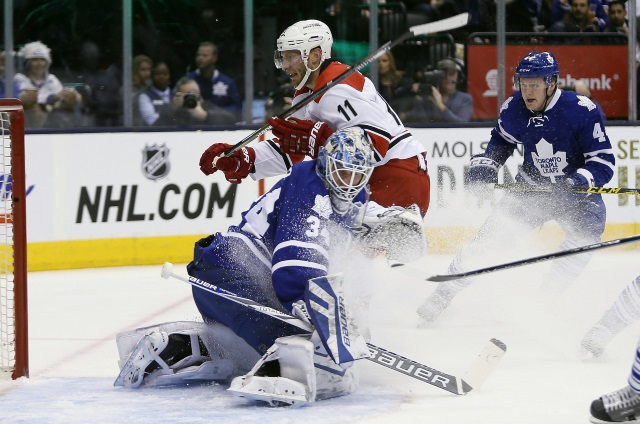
207, 160, 366, 311
485, 89, 615, 187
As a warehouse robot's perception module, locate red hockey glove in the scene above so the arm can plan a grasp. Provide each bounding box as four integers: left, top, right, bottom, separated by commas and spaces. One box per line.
199, 143, 255, 184
199, 143, 228, 175
268, 117, 334, 158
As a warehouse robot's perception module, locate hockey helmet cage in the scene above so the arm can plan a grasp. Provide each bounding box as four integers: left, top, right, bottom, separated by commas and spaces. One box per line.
515, 51, 559, 89
317, 127, 374, 214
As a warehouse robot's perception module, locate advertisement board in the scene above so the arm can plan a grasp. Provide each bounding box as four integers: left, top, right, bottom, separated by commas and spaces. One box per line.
467, 45, 629, 119
24, 127, 639, 270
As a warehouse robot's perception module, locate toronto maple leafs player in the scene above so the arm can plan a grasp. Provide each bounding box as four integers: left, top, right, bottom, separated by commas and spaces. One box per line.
199, 19, 430, 216
113, 127, 426, 406
417, 51, 615, 325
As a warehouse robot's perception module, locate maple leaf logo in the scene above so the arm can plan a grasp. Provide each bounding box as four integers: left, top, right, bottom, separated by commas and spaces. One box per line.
500, 97, 512, 113
212, 81, 229, 97
531, 138, 568, 182
312, 194, 333, 219
577, 95, 596, 111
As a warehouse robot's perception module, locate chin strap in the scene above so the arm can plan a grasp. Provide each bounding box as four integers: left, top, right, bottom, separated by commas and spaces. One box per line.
295, 60, 322, 90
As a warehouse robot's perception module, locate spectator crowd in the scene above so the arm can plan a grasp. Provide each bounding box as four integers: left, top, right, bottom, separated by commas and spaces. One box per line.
1, 0, 638, 129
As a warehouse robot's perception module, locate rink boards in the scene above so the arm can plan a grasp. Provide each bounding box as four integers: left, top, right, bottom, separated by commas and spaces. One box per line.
23, 126, 640, 270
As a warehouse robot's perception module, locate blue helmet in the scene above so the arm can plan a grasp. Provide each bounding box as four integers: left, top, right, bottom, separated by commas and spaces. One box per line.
317, 127, 374, 214
515, 51, 559, 88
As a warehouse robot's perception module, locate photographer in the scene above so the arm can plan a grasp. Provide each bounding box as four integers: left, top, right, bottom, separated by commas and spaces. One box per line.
400, 58, 473, 123
154, 77, 236, 127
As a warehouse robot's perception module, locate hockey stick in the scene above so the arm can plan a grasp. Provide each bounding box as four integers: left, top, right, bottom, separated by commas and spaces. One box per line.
161, 262, 312, 331
161, 261, 505, 395
426, 234, 640, 282
218, 13, 470, 158
495, 183, 640, 196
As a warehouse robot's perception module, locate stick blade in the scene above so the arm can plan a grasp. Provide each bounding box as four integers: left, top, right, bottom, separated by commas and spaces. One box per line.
426, 274, 461, 282
461, 338, 507, 393
160, 262, 173, 279
410, 12, 470, 36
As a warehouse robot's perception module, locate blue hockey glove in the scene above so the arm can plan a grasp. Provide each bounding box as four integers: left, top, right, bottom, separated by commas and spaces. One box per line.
466, 154, 500, 197
564, 172, 591, 190
552, 171, 593, 200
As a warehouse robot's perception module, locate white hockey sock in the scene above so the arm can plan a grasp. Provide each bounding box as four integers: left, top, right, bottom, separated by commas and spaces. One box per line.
629, 338, 640, 394
582, 276, 640, 358
602, 275, 640, 332
541, 239, 594, 295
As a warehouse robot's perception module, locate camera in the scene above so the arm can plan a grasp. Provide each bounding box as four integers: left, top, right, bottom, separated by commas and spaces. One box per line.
418, 68, 445, 88
183, 93, 198, 109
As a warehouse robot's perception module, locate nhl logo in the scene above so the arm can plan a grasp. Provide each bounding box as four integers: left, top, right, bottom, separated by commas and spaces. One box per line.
142, 144, 170, 180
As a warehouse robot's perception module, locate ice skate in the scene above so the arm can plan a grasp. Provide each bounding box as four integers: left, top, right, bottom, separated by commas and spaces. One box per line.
590, 385, 640, 423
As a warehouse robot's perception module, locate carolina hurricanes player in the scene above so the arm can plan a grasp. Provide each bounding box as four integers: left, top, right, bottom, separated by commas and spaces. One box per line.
199, 19, 430, 216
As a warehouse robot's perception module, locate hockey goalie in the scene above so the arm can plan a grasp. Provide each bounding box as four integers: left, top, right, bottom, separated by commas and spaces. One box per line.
113, 127, 427, 406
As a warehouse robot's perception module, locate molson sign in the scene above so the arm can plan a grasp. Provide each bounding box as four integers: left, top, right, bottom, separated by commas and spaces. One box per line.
467, 45, 628, 119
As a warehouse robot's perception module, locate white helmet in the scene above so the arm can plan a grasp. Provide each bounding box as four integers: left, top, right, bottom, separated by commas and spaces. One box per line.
20, 41, 52, 65
274, 20, 332, 90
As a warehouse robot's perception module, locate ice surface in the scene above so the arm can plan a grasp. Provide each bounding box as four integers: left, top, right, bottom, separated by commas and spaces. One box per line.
1, 250, 639, 423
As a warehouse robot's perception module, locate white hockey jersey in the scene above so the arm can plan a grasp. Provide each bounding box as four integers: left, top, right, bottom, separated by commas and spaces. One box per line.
252, 62, 427, 180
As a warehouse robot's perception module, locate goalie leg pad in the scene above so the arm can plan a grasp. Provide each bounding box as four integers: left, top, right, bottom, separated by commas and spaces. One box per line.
114, 322, 242, 388
228, 335, 358, 406
306, 273, 372, 366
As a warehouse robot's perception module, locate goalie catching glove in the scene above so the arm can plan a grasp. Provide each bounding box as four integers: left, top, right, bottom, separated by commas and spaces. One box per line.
268, 117, 334, 158
356, 204, 427, 263
199, 143, 256, 184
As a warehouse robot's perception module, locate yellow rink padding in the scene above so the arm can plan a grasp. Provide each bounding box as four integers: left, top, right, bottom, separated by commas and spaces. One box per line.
27, 234, 208, 271
27, 223, 639, 271
426, 222, 640, 254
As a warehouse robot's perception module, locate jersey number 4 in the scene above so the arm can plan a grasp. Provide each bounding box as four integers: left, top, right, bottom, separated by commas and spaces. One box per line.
593, 123, 606, 143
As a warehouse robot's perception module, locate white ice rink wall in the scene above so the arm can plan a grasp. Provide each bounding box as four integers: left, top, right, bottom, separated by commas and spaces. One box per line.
24, 127, 639, 271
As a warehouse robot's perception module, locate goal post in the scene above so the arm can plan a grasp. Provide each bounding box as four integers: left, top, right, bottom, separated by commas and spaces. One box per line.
0, 99, 28, 379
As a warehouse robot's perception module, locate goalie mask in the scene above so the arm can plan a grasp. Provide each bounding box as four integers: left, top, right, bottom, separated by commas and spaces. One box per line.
317, 127, 374, 215
274, 20, 333, 90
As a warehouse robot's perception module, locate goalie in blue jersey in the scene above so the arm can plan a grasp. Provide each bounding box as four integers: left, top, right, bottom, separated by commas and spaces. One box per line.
417, 51, 615, 326
113, 127, 426, 406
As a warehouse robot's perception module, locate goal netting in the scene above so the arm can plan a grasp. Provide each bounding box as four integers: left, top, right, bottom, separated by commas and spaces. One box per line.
0, 99, 28, 379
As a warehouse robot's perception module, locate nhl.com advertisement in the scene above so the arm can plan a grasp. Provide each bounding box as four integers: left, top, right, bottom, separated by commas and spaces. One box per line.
23, 127, 638, 269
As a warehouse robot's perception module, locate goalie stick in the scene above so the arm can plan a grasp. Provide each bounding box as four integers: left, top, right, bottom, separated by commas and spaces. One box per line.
425, 234, 640, 282
161, 261, 505, 395
216, 13, 470, 159
495, 183, 640, 196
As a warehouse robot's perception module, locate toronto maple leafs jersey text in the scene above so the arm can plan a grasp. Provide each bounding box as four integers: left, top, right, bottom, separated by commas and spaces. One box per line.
222, 160, 364, 310
485, 89, 615, 187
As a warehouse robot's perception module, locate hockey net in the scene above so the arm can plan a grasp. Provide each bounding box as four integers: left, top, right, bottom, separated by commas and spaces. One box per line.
0, 99, 28, 379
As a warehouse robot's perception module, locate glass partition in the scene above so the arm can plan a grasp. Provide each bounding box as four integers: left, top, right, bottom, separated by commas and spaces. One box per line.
1, 0, 637, 130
